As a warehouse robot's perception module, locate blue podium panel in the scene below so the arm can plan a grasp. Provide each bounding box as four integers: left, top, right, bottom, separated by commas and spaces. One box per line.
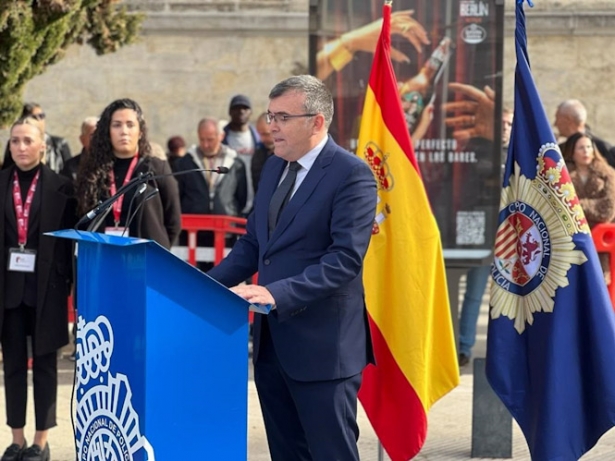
50, 230, 249, 461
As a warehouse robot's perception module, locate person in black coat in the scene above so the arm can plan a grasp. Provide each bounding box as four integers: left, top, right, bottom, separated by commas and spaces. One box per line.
75, 99, 181, 249
0, 117, 77, 461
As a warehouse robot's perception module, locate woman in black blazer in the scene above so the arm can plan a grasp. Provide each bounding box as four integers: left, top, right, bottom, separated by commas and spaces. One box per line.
75, 98, 181, 248
0, 117, 77, 461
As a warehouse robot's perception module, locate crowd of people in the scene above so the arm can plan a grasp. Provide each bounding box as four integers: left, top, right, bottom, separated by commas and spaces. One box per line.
0, 92, 277, 460
0, 74, 377, 461
1, 70, 614, 460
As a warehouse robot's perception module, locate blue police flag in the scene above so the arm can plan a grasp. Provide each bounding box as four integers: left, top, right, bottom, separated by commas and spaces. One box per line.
486, 1, 615, 460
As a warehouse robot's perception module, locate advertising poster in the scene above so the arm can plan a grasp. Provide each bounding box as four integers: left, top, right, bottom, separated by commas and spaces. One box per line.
311, 0, 504, 260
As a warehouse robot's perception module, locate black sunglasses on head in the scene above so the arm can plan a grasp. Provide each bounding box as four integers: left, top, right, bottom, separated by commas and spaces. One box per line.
31, 113, 46, 120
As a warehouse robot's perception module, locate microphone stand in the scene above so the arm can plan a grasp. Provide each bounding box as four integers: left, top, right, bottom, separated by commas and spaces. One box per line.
75, 171, 154, 230
119, 183, 148, 236
123, 188, 160, 237
75, 165, 229, 231
86, 203, 114, 233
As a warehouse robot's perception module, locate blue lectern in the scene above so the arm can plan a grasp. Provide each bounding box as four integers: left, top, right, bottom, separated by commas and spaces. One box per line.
50, 230, 252, 461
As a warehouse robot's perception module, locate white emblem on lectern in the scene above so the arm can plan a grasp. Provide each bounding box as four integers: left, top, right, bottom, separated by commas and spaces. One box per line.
75, 315, 155, 461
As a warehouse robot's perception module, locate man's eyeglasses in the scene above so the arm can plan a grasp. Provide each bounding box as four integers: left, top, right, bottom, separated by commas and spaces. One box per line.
31, 113, 46, 121
265, 112, 317, 124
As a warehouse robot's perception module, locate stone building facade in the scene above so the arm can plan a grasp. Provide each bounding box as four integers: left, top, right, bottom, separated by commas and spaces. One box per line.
1, 0, 614, 154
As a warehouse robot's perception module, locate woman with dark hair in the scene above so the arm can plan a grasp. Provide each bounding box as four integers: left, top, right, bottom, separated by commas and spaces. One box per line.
0, 117, 77, 461
76, 98, 181, 248
563, 132, 615, 282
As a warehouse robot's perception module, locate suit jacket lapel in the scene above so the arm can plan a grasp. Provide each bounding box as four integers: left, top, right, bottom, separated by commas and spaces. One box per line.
265, 138, 336, 249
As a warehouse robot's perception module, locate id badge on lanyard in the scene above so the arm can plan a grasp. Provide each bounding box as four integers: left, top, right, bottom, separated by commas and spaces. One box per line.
8, 170, 39, 273
104, 226, 127, 237
105, 155, 139, 237
7, 248, 36, 272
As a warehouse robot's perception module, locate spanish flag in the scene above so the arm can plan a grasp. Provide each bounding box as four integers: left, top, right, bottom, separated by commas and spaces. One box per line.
357, 2, 459, 459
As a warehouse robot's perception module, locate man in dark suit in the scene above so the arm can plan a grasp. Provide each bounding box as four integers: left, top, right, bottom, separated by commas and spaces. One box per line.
207, 75, 377, 460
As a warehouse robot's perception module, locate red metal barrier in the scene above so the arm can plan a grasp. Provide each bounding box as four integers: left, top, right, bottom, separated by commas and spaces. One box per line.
180, 214, 256, 323
591, 223, 615, 307
181, 214, 248, 266
68, 295, 75, 323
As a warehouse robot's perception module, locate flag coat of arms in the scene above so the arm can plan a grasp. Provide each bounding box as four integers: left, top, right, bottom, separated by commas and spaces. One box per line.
357, 2, 459, 460
486, 2, 615, 460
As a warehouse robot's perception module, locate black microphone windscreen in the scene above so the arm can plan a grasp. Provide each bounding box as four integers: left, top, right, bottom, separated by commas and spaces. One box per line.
217, 166, 230, 174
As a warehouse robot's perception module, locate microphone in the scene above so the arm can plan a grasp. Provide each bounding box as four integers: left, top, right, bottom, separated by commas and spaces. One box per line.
122, 183, 148, 234
155, 166, 229, 179
122, 188, 160, 237
75, 171, 154, 229
75, 165, 229, 229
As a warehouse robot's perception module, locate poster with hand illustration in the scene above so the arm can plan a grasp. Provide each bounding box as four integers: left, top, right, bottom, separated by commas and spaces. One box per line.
311, 0, 504, 256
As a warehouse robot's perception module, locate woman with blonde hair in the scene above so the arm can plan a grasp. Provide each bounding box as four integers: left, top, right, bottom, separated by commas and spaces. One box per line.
0, 116, 77, 461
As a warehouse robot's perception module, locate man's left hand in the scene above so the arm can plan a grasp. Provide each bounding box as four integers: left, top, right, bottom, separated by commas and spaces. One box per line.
231, 284, 276, 306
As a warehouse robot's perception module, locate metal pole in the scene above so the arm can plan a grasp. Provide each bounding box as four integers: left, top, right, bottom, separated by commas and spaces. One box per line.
378, 441, 385, 461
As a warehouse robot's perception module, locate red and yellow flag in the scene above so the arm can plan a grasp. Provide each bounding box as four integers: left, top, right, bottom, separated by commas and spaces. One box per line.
357, 3, 459, 460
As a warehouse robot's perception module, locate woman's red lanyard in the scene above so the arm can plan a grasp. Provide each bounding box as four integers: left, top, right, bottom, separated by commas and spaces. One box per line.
108, 155, 139, 226
12, 169, 40, 250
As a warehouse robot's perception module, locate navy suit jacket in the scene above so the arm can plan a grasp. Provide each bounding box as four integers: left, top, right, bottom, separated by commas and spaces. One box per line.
208, 137, 377, 382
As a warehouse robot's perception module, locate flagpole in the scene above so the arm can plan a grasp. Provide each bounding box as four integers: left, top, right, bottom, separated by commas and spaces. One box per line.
378, 9, 391, 461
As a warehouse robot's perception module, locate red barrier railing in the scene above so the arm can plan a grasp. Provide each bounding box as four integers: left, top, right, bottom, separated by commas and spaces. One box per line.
181, 214, 248, 266
591, 223, 615, 307
180, 214, 256, 323
68, 294, 75, 323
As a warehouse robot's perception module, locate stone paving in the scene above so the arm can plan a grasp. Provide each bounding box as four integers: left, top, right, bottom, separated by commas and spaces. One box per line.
1, 293, 615, 460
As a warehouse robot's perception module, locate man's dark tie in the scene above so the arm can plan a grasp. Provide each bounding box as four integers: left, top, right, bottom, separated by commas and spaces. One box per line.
268, 161, 302, 236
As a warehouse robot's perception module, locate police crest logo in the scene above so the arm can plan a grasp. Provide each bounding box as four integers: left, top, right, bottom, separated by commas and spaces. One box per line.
75, 315, 156, 460
491, 144, 589, 334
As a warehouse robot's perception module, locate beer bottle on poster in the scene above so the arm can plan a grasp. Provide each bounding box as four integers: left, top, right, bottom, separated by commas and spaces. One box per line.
399, 37, 453, 133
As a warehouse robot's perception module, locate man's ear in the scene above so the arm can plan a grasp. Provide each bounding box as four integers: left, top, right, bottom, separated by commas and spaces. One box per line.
313, 113, 326, 133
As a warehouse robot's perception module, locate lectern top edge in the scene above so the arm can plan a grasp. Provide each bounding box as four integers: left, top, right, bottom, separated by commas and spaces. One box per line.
46, 229, 150, 247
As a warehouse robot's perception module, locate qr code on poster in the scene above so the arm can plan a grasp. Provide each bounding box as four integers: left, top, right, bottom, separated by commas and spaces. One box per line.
456, 211, 486, 245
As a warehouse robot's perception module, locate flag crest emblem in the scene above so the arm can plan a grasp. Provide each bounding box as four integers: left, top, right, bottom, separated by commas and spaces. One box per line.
492, 144, 588, 333
364, 142, 394, 192
363, 142, 394, 235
